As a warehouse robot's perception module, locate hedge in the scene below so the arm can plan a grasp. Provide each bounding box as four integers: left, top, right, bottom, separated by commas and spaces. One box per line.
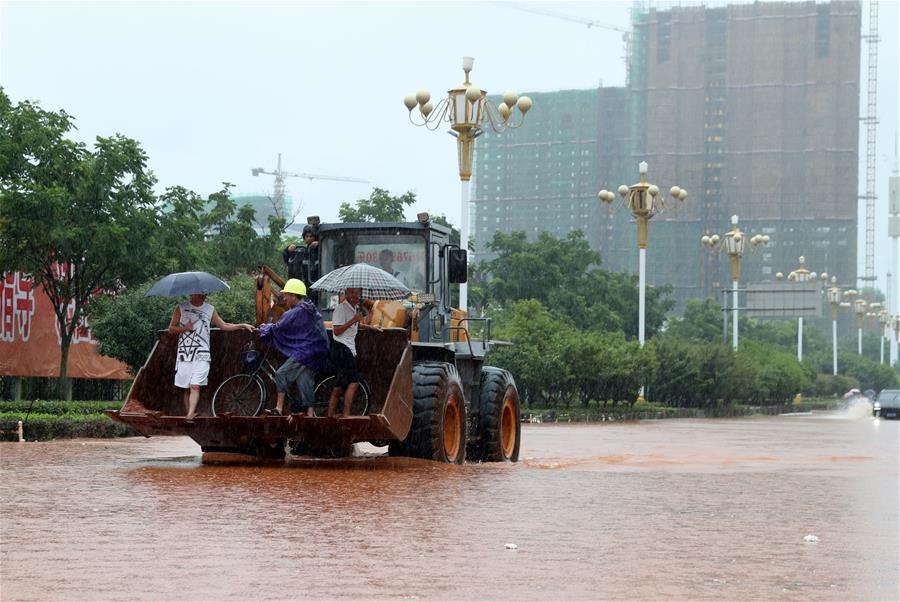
0, 414, 136, 441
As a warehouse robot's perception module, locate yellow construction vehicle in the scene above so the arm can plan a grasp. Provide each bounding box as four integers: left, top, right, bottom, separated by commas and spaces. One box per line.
107, 214, 520, 464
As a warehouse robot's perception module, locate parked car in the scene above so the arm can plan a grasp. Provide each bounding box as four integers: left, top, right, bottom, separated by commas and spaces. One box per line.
873, 389, 900, 419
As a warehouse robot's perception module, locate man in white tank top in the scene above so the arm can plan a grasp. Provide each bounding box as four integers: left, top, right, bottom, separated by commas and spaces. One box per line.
168, 293, 253, 419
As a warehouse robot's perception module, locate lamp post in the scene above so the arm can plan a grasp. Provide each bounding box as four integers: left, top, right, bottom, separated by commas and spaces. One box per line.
853, 298, 868, 355
701, 215, 769, 351
893, 314, 900, 366
405, 57, 532, 313
825, 276, 843, 375
879, 310, 890, 364
599, 163, 686, 401
786, 256, 825, 363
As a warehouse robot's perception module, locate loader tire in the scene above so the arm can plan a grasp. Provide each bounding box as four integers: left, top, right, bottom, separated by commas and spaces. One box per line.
389, 362, 467, 464
466, 367, 521, 462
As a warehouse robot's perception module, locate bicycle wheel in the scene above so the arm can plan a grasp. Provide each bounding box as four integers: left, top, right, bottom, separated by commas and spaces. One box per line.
312, 376, 369, 417
212, 374, 266, 417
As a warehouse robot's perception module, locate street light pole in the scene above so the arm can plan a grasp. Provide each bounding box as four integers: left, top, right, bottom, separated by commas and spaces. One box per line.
702, 216, 768, 351
786, 257, 827, 363
826, 277, 843, 375
879, 310, 889, 364
854, 299, 868, 355
600, 162, 686, 401
405, 57, 532, 313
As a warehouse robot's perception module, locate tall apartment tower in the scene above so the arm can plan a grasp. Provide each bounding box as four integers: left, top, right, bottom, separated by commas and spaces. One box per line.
633, 2, 861, 303
471, 2, 861, 309
471, 88, 632, 265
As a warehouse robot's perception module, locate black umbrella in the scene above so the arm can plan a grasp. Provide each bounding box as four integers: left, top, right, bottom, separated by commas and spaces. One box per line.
145, 271, 230, 297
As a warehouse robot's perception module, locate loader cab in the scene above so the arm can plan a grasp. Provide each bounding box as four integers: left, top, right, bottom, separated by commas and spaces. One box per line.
314, 217, 465, 337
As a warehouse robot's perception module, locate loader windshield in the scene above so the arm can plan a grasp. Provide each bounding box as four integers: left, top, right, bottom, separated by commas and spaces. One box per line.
320, 233, 427, 294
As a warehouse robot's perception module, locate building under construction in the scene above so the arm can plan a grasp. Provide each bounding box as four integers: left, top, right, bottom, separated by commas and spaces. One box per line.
472, 1, 861, 308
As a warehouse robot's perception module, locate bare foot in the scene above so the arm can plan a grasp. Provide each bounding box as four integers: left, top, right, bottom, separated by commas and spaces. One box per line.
185, 412, 197, 420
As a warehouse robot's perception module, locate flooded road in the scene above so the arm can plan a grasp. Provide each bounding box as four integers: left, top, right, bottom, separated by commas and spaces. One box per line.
2, 411, 897, 601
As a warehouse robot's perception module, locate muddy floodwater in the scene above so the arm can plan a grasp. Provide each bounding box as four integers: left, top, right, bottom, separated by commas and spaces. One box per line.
2, 410, 898, 601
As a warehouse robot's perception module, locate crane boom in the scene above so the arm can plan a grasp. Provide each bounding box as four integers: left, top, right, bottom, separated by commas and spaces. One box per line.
251, 153, 369, 215
491, 1, 629, 34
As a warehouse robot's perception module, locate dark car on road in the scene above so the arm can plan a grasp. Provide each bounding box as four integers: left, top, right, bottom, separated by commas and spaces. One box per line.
873, 389, 900, 419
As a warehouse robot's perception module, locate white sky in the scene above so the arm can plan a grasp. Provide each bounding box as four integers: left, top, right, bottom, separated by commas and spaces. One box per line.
1, 0, 898, 297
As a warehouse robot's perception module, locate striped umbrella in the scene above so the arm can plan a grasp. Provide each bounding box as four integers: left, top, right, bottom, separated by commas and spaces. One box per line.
310, 263, 411, 300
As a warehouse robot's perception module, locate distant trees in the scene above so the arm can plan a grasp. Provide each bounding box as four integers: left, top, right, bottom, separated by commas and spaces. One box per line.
338, 188, 416, 223
0, 89, 284, 393
1, 89, 159, 398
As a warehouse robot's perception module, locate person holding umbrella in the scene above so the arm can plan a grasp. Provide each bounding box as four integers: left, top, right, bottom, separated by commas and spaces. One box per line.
326, 286, 383, 418
168, 292, 254, 420
309, 262, 409, 418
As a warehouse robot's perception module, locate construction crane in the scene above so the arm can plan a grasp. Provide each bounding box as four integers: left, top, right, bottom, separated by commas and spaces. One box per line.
251, 153, 369, 216
490, 1, 632, 68
859, 1, 879, 284
492, 1, 630, 34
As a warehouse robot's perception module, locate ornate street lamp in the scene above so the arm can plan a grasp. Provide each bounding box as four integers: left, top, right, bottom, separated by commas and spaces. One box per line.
701, 215, 769, 351
825, 276, 843, 375
405, 57, 532, 312
853, 298, 868, 355
599, 162, 686, 401
785, 257, 828, 363
893, 314, 900, 366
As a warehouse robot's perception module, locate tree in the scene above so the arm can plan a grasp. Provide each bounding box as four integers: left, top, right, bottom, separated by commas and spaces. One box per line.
664, 298, 723, 342
201, 184, 285, 276
1, 90, 159, 397
338, 187, 416, 222
472, 229, 673, 338
430, 214, 460, 247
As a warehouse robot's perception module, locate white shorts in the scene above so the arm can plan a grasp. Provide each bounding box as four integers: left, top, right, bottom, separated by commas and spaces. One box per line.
174, 361, 210, 388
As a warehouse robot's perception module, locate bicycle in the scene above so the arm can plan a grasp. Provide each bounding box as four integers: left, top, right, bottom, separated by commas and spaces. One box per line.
211, 344, 370, 417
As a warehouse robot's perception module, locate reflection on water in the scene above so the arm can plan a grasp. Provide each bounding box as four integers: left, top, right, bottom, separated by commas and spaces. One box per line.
1, 414, 897, 601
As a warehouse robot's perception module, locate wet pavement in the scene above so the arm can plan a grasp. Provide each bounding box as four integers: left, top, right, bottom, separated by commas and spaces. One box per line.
1, 409, 897, 600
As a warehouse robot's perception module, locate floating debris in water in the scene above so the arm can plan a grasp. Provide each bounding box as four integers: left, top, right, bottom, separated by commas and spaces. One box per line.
505, 543, 518, 550
803, 534, 819, 543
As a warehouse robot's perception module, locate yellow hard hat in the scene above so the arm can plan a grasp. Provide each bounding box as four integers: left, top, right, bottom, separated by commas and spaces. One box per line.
282, 278, 307, 296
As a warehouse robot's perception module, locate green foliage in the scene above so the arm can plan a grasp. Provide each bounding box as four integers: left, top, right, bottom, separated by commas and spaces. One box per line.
664, 298, 722, 341
1, 89, 160, 396
0, 400, 122, 415
837, 352, 899, 392
737, 340, 811, 404
88, 274, 257, 373
488, 300, 642, 407
430, 214, 461, 247
0, 415, 134, 441
338, 187, 416, 223
811, 373, 859, 398
473, 230, 673, 338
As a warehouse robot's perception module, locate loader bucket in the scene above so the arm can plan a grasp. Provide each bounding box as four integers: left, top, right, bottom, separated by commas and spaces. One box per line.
106, 328, 414, 460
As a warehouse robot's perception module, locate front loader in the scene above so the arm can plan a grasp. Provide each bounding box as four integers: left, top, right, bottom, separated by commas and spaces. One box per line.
107, 214, 521, 463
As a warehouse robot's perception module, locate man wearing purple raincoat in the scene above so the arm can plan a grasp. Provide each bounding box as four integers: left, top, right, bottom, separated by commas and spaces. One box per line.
258, 278, 329, 416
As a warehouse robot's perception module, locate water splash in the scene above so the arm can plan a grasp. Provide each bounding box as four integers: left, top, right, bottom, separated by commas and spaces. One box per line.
840, 396, 874, 420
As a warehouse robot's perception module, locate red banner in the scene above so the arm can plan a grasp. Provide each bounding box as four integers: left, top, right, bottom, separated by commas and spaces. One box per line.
0, 272, 131, 380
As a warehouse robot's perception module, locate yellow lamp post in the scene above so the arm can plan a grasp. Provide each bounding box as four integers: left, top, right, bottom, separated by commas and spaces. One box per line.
701, 215, 769, 351
825, 276, 843, 375
405, 57, 532, 313
786, 257, 828, 363
853, 298, 868, 355
879, 310, 890, 364
599, 162, 686, 401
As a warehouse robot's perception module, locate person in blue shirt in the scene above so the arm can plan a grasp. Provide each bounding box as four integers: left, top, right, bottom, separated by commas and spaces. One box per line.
258, 278, 329, 416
